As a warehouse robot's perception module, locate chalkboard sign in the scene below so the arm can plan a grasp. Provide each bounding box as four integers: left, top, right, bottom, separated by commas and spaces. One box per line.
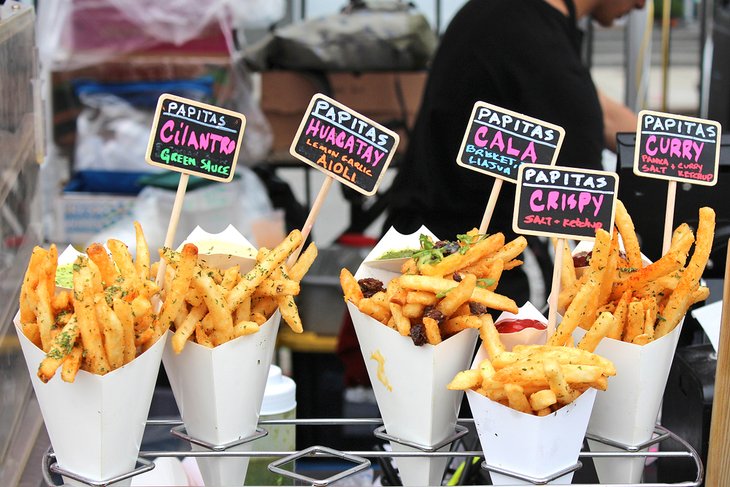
457, 102, 565, 182
290, 94, 399, 196
145, 94, 246, 183
513, 164, 618, 241
634, 110, 721, 186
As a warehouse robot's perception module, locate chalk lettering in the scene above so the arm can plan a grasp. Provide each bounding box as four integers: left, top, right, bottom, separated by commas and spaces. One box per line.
160, 148, 197, 166
465, 144, 518, 166
475, 107, 556, 142
643, 114, 716, 138
523, 168, 608, 189
562, 217, 603, 230
306, 119, 385, 166
677, 171, 713, 181
645, 135, 704, 162
528, 189, 604, 217
159, 120, 236, 155
341, 155, 374, 177
167, 101, 228, 127
473, 126, 538, 163
640, 164, 667, 174
200, 159, 230, 176
523, 215, 552, 225
311, 99, 392, 147
641, 154, 668, 165
315, 154, 357, 183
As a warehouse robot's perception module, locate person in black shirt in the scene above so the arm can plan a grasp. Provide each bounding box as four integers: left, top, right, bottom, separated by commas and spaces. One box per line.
337, 0, 644, 391
384, 0, 643, 272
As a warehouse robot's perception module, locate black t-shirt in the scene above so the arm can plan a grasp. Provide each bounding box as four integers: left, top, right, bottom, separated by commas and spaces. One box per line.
385, 0, 604, 239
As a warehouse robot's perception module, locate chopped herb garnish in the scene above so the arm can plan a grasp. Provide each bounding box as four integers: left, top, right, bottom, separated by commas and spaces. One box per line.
476, 278, 496, 288
436, 287, 455, 299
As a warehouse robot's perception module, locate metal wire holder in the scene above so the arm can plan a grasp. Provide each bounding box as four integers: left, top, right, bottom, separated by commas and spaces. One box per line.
38, 419, 703, 487
373, 423, 469, 451
41, 449, 154, 487
268, 444, 371, 486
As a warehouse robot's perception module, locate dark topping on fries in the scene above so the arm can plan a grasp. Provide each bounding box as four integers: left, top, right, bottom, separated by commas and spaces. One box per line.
358, 278, 385, 298
410, 322, 427, 346
469, 302, 489, 315
423, 305, 445, 325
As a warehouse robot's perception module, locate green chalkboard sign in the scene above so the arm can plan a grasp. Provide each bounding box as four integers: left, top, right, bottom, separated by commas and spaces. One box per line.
290, 94, 399, 196
145, 94, 246, 182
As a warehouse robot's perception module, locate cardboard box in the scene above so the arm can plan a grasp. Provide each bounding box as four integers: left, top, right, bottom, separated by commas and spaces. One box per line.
259, 71, 327, 152
260, 71, 327, 114
329, 71, 426, 127
260, 70, 427, 153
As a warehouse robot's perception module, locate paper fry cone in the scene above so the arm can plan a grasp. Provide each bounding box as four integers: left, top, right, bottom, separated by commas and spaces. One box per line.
164, 224, 280, 486
162, 311, 280, 486
467, 345, 596, 485
15, 313, 166, 487
349, 226, 478, 486
574, 323, 683, 484
568, 239, 682, 484
350, 302, 477, 485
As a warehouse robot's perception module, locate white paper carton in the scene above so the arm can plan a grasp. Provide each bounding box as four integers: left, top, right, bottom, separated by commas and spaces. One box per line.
180, 224, 257, 273
16, 244, 167, 486
573, 323, 683, 484
15, 313, 166, 487
567, 239, 682, 484
164, 224, 280, 486
467, 345, 596, 485
495, 302, 547, 351
162, 311, 280, 487
348, 226, 479, 486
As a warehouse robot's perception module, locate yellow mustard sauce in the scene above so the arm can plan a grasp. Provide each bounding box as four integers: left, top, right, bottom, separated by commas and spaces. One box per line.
370, 350, 393, 391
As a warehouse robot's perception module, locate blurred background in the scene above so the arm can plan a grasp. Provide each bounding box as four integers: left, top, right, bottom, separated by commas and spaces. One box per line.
0, 0, 727, 485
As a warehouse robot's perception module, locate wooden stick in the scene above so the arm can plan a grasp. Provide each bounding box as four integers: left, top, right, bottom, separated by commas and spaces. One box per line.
155, 173, 189, 287
547, 237, 564, 338
662, 180, 677, 254
287, 176, 334, 267
479, 179, 503, 234
706, 239, 730, 485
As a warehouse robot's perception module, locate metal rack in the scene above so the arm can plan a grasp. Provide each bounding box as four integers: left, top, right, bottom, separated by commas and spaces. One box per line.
40, 418, 703, 487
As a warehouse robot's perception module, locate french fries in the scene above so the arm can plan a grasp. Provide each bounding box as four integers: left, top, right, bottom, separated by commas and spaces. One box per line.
557, 204, 715, 346
18, 222, 157, 383
449, 316, 615, 416
161, 230, 317, 353
341, 230, 522, 346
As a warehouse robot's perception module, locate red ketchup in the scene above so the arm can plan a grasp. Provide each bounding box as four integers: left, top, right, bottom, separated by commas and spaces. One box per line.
495, 319, 547, 334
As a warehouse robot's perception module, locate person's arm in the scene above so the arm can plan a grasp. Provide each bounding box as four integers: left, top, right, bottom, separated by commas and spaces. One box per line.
598, 90, 638, 152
